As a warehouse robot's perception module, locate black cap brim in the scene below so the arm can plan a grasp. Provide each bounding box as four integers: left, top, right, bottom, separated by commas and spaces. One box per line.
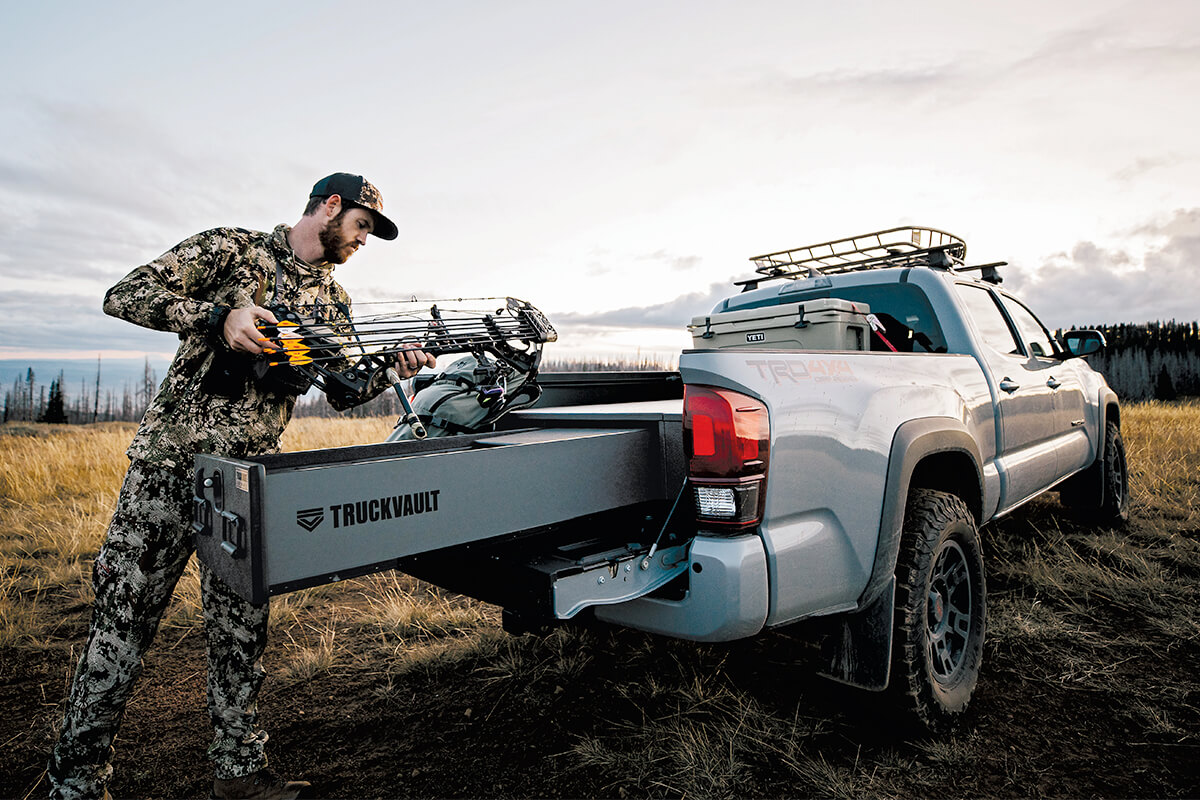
367, 208, 398, 241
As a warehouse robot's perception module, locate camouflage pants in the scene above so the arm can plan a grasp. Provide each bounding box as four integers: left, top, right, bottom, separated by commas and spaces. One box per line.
48, 459, 272, 799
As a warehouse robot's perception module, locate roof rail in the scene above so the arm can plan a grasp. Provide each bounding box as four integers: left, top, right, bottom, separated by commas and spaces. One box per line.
736, 226, 968, 289
956, 261, 1006, 285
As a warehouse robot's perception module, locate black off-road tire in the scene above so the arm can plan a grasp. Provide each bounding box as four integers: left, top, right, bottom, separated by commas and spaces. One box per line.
891, 488, 986, 734
1060, 421, 1129, 525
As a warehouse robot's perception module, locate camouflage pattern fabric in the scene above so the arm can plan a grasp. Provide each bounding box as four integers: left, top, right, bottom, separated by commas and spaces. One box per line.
48, 461, 271, 798
50, 223, 386, 797
102, 224, 368, 472
353, 179, 385, 215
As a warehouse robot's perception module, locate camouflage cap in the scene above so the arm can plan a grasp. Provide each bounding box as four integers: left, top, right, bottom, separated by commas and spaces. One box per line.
310, 173, 398, 240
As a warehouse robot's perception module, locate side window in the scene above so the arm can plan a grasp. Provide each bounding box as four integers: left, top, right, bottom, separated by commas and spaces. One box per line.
998, 295, 1057, 359
955, 284, 1022, 355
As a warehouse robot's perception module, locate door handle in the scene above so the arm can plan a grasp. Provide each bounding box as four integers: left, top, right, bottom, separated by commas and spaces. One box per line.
1046, 377, 1061, 389
999, 378, 1020, 394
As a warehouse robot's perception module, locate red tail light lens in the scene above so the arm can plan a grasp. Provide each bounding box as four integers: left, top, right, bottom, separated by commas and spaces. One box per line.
683, 385, 770, 529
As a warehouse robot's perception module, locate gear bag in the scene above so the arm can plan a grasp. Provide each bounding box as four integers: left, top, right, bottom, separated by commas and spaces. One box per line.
386, 353, 540, 441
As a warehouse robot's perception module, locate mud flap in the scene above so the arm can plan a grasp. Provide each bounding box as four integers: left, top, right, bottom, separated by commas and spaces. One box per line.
815, 576, 895, 691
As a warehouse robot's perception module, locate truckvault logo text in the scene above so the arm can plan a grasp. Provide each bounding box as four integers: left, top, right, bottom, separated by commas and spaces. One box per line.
297, 490, 443, 531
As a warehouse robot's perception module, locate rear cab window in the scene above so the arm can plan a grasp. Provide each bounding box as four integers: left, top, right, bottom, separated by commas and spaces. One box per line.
722, 282, 950, 353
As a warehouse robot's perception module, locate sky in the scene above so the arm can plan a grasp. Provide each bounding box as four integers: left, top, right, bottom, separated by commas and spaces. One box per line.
1, 0, 1197, 381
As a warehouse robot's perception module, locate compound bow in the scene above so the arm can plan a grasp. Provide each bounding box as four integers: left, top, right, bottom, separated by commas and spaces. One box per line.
250, 297, 557, 414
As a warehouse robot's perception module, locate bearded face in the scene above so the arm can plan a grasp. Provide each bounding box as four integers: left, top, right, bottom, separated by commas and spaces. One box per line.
317, 209, 357, 264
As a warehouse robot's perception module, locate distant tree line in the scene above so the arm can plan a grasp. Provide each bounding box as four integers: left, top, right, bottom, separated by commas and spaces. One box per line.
3, 354, 678, 424
1058, 320, 1200, 401
2, 359, 159, 424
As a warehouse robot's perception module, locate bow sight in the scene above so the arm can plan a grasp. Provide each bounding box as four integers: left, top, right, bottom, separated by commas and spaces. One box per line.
250, 297, 557, 410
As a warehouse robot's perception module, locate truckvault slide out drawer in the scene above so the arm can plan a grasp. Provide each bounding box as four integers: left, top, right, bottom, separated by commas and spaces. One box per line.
192, 427, 669, 604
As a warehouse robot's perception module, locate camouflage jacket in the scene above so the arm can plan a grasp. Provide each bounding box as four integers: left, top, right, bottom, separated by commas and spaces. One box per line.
104, 224, 377, 470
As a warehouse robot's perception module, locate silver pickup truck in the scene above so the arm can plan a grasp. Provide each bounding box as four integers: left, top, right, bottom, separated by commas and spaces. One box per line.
194, 227, 1127, 732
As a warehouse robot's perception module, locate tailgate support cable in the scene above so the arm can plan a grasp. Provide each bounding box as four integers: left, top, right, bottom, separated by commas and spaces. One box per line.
642, 478, 690, 571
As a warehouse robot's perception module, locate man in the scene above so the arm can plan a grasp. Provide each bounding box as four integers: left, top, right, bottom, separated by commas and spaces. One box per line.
48, 174, 434, 800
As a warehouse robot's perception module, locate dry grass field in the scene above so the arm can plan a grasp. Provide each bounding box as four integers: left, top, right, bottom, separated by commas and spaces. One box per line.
2, 404, 1198, 798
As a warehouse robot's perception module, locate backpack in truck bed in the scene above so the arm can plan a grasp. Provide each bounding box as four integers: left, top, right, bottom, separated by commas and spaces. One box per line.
386, 353, 541, 440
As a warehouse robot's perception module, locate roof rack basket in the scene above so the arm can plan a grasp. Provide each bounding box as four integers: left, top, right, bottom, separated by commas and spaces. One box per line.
743, 226, 968, 286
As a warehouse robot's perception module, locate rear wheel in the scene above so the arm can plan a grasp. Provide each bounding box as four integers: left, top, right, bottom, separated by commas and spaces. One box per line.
891, 488, 986, 734
1060, 421, 1129, 525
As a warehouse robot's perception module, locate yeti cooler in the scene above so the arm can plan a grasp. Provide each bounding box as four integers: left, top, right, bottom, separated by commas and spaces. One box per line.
688, 298, 869, 351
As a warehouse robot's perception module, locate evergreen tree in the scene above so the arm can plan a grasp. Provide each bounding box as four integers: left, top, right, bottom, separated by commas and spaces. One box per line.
41, 374, 68, 424
1154, 364, 1178, 401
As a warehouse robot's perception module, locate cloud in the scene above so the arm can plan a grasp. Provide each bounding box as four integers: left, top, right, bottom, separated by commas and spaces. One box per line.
0, 289, 178, 357
746, 60, 971, 112
1008, 209, 1200, 327
1132, 207, 1200, 238
1012, 24, 1200, 77
0, 98, 302, 285
638, 250, 702, 272
738, 15, 1200, 123
552, 280, 735, 328
1112, 155, 1183, 183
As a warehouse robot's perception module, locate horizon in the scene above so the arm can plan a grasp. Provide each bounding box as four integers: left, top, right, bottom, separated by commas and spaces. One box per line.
4, 314, 1195, 402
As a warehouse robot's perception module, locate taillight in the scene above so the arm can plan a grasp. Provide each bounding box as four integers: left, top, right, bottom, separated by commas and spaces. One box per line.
683, 385, 770, 530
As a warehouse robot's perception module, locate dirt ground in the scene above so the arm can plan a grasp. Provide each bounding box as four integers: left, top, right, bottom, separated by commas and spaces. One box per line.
5, 538, 1198, 800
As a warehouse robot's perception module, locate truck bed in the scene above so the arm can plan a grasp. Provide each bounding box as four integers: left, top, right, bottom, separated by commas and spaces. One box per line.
193, 373, 689, 620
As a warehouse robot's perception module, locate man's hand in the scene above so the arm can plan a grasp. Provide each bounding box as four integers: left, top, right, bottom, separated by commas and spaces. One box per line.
224, 306, 278, 354
391, 346, 436, 379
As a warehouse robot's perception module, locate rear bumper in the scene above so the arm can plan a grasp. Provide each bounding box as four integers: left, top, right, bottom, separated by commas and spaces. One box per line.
594, 533, 769, 642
